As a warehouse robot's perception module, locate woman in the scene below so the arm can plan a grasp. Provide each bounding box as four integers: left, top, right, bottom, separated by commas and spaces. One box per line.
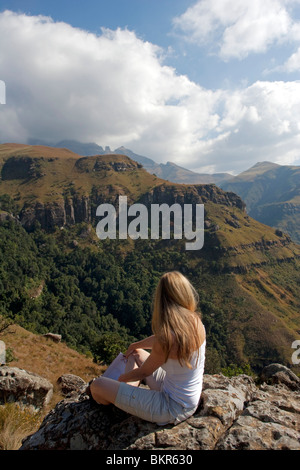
89, 271, 206, 425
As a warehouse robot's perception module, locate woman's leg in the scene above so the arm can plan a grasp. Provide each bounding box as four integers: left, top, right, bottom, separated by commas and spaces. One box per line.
132, 349, 165, 391
124, 352, 140, 387
90, 352, 141, 405
90, 376, 120, 405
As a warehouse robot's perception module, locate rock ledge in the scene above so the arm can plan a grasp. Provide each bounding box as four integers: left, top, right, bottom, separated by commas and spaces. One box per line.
20, 364, 300, 450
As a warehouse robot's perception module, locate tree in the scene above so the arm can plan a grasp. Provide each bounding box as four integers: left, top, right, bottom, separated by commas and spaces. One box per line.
92, 332, 130, 365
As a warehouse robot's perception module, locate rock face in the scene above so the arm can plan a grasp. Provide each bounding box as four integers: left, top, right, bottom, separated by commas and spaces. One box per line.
75, 155, 142, 173
139, 183, 246, 212
260, 363, 300, 391
19, 196, 92, 230
17, 179, 246, 231
20, 365, 300, 450
0, 366, 53, 411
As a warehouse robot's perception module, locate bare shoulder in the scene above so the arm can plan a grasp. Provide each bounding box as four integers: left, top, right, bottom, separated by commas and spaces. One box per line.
152, 336, 165, 355
195, 314, 206, 345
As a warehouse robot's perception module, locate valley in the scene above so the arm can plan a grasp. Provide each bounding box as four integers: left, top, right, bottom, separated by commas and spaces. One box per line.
0, 143, 299, 375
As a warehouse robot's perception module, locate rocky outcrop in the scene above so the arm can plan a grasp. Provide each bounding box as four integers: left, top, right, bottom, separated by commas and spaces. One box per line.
56, 374, 86, 397
75, 155, 142, 173
17, 182, 246, 232
1, 156, 45, 180
139, 184, 246, 212
0, 211, 20, 224
260, 363, 300, 391
0, 366, 53, 411
19, 364, 300, 450
42, 333, 62, 343
19, 195, 92, 230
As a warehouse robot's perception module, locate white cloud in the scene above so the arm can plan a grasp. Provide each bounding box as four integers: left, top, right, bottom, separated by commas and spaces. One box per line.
0, 10, 222, 162
281, 46, 300, 71
173, 0, 296, 60
0, 10, 300, 174
198, 81, 300, 170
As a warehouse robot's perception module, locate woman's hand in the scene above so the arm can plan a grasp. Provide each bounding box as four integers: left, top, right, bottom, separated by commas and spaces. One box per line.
124, 336, 156, 359
118, 373, 127, 382
124, 343, 138, 359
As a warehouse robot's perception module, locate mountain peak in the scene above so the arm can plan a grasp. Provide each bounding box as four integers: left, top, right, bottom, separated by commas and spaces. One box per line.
229, 161, 281, 181
251, 161, 280, 170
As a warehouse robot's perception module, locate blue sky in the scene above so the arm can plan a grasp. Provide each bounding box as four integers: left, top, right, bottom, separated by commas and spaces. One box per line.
3, 0, 299, 88
0, 1, 191, 45
1, 0, 300, 174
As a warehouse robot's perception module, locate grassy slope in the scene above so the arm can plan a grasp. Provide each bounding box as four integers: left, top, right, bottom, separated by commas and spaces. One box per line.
200, 200, 300, 267
237, 263, 300, 371
221, 162, 300, 243
1, 323, 103, 407
0, 143, 164, 206
0, 322, 104, 450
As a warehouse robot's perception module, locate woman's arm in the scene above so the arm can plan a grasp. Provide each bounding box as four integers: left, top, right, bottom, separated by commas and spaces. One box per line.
118, 338, 165, 383
124, 335, 156, 359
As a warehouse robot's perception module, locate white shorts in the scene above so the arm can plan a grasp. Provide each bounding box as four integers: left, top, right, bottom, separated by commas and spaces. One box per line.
114, 367, 197, 426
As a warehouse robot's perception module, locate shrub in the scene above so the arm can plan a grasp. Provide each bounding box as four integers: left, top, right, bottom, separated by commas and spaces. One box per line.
221, 363, 254, 378
92, 332, 130, 365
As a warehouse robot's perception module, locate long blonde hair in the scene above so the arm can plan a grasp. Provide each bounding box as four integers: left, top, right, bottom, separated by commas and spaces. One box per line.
151, 271, 202, 368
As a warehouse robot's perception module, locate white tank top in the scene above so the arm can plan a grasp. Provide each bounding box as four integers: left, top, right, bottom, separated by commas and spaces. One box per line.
161, 340, 206, 408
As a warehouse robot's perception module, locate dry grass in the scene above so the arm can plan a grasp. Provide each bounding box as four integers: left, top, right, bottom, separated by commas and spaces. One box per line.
1, 324, 104, 400
0, 403, 43, 450
0, 323, 105, 449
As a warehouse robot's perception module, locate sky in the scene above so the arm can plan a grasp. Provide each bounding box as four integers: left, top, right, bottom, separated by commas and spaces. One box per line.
0, 0, 300, 174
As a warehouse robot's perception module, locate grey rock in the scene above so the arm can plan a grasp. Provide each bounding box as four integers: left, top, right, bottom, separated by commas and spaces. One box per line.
42, 333, 62, 343
56, 374, 86, 397
199, 374, 257, 427
260, 363, 300, 391
0, 366, 53, 410
19, 366, 300, 450
216, 415, 300, 450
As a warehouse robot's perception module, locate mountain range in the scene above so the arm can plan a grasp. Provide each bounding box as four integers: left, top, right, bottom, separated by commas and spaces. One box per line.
28, 138, 232, 184
0, 142, 299, 374
220, 161, 300, 244
27, 139, 300, 244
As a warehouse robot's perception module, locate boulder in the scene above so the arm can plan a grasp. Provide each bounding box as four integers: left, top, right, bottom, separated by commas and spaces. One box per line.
56, 374, 86, 397
42, 333, 62, 343
260, 363, 300, 391
0, 366, 53, 410
19, 368, 300, 450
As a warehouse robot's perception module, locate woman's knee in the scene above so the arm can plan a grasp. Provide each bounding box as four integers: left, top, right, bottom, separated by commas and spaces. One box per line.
133, 348, 150, 366
90, 377, 112, 405
133, 348, 144, 357
90, 377, 101, 398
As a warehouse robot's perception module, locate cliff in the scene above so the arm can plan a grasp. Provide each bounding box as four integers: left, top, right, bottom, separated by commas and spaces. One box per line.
0, 143, 245, 231
17, 182, 245, 231
20, 364, 300, 451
